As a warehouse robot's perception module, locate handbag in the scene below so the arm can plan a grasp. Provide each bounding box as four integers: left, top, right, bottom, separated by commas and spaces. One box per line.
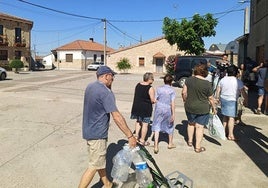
206, 114, 226, 140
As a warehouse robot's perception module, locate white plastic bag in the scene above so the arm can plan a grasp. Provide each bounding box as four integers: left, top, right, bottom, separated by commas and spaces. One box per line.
207, 114, 226, 140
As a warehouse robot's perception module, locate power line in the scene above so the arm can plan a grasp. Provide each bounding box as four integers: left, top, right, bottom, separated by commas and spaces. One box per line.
17, 0, 244, 23
17, 0, 103, 21
215, 3, 244, 20
32, 22, 102, 32
34, 21, 103, 46
107, 21, 140, 42
14, 0, 246, 54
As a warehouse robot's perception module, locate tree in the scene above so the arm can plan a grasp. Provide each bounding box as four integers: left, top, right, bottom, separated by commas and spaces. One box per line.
116, 58, 132, 73
162, 14, 218, 55
9, 59, 24, 73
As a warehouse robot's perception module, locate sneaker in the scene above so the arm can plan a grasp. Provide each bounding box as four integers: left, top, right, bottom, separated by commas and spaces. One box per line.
256, 108, 261, 115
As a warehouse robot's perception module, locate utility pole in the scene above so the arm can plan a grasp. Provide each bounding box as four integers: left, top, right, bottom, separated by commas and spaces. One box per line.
244, 6, 249, 34
102, 18, 107, 65
238, 0, 250, 34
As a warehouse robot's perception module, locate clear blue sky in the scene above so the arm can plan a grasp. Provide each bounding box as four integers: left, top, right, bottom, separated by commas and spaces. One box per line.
0, 0, 250, 56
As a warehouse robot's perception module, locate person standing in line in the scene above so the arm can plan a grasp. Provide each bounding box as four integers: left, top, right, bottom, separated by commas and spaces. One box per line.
131, 72, 155, 146
182, 63, 217, 153
213, 54, 231, 94
151, 74, 176, 154
215, 65, 248, 141
252, 59, 268, 115
216, 54, 230, 79
78, 66, 137, 188
240, 57, 258, 86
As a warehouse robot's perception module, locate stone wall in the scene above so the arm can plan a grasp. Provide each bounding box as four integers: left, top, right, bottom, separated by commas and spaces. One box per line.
107, 38, 183, 74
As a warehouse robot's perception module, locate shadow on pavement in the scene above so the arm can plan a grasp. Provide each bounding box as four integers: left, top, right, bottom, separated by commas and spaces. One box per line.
176, 120, 221, 146
235, 123, 268, 177
91, 140, 127, 188
247, 87, 258, 113
175, 120, 188, 144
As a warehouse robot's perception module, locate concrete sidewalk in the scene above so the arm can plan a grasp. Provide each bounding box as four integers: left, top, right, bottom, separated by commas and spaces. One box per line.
0, 71, 267, 188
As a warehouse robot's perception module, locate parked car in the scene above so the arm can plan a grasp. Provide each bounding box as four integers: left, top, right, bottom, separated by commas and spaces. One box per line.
0, 67, 7, 80
173, 55, 222, 87
87, 62, 104, 71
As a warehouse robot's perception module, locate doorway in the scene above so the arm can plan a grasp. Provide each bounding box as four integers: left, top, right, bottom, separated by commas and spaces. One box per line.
155, 58, 164, 73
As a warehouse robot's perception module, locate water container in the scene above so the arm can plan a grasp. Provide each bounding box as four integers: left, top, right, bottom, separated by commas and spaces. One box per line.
111, 145, 134, 182
133, 150, 153, 188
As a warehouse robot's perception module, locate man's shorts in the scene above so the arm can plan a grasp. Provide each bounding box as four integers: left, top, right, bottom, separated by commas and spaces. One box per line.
257, 86, 268, 96
87, 139, 107, 169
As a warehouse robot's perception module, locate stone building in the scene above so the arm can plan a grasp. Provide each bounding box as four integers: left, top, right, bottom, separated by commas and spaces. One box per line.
0, 13, 33, 68
107, 36, 183, 74
237, 0, 268, 64
247, 0, 268, 63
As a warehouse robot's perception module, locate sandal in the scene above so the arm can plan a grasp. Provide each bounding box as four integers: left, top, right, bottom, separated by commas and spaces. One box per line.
187, 141, 193, 147
138, 140, 150, 146
167, 145, 176, 149
195, 147, 206, 153
227, 136, 239, 141
154, 148, 159, 154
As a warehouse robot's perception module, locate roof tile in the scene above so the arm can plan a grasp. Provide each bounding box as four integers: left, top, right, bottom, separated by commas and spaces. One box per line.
55, 40, 114, 52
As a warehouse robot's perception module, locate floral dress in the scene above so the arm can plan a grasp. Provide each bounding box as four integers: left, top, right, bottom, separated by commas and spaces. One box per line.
151, 85, 176, 135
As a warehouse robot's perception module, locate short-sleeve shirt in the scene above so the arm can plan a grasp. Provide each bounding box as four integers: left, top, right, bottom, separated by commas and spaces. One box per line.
82, 81, 117, 140
256, 67, 268, 87
184, 76, 213, 114
218, 76, 244, 101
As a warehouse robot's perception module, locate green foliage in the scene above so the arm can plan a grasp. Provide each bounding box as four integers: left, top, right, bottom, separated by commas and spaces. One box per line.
9, 59, 24, 69
0, 63, 11, 71
165, 55, 178, 75
116, 58, 132, 72
162, 14, 218, 55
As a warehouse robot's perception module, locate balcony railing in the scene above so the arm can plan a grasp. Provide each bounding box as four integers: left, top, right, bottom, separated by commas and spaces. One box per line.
0, 35, 9, 46
14, 42, 26, 47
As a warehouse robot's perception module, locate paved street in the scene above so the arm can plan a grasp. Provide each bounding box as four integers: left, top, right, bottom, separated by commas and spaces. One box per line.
0, 70, 267, 188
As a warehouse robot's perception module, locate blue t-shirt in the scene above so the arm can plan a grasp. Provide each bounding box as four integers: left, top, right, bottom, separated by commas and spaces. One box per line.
82, 81, 117, 140
256, 67, 268, 87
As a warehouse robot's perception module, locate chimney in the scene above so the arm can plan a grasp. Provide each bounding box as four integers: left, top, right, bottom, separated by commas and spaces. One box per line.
89, 38, 94, 42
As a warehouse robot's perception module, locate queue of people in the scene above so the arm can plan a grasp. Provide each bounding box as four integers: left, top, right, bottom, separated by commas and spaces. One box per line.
78, 56, 266, 186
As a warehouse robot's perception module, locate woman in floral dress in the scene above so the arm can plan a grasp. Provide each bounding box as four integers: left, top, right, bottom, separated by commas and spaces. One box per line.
151, 74, 176, 154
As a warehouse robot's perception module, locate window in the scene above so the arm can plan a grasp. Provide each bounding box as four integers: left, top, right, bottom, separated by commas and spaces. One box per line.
139, 57, 145, 67
0, 25, 3, 43
93, 54, 97, 62
15, 28, 21, 43
66, 54, 73, 62
0, 50, 8, 60
15, 51, 21, 59
101, 54, 104, 62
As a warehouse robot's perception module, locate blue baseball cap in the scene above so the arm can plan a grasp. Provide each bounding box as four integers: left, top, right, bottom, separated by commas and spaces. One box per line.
96, 66, 117, 76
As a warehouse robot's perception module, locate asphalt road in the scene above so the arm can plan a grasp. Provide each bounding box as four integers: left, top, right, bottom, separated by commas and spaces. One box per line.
0, 70, 267, 188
